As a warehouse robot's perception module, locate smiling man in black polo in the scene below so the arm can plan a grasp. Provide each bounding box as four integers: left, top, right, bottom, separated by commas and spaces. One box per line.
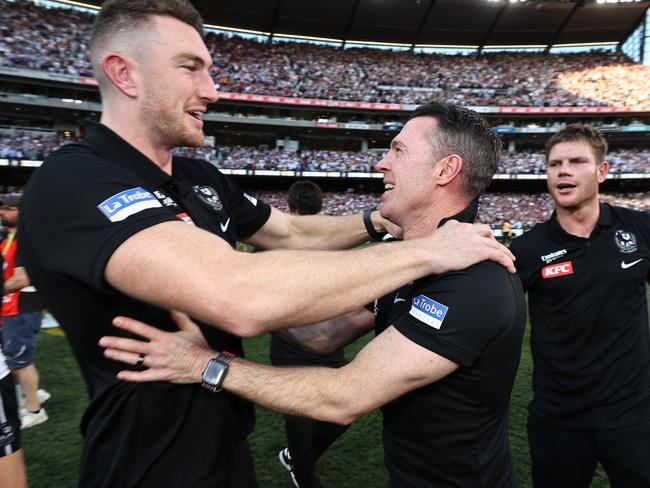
101, 102, 526, 488
510, 124, 650, 488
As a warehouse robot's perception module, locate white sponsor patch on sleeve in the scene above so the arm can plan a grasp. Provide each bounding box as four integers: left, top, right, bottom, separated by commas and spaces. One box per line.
409, 294, 449, 330
243, 193, 258, 206
97, 187, 162, 222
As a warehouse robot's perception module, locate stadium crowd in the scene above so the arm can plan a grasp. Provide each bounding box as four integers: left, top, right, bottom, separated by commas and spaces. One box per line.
0, 132, 77, 159
253, 190, 650, 230
2, 134, 648, 175
2, 0, 650, 107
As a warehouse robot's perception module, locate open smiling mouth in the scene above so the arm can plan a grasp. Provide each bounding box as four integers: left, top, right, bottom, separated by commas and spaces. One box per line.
188, 111, 203, 122
384, 183, 395, 191
556, 183, 576, 192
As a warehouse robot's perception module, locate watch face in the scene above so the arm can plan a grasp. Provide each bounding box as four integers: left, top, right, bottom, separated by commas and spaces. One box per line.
202, 358, 228, 391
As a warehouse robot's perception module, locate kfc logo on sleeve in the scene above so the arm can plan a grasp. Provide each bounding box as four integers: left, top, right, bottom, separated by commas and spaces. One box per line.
542, 261, 574, 279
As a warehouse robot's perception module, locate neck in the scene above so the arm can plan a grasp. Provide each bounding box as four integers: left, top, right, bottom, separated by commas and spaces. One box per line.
402, 194, 468, 241
100, 109, 173, 175
555, 198, 600, 238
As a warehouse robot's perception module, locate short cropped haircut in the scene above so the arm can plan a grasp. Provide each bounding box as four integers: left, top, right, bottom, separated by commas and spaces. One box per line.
545, 123, 608, 163
90, 0, 203, 65
408, 101, 502, 199
288, 181, 323, 216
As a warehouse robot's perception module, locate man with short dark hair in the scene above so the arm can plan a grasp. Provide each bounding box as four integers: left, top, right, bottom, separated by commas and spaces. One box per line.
102, 101, 526, 488
510, 123, 650, 488
18, 1, 515, 486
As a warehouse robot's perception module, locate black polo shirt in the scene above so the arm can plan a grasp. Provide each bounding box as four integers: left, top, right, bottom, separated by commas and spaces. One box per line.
269, 333, 346, 367
510, 203, 650, 429
374, 201, 525, 488
19, 122, 271, 488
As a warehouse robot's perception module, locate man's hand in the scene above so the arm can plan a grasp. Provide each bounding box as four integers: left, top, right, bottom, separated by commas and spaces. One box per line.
371, 210, 402, 239
425, 220, 516, 274
99, 313, 215, 384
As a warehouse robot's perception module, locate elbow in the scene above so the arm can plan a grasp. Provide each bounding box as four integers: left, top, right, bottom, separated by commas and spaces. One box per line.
325, 404, 365, 425
322, 393, 373, 425
214, 306, 268, 338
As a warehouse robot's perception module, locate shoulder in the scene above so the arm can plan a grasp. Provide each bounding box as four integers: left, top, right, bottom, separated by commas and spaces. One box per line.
607, 204, 650, 227
420, 262, 522, 309
38, 142, 116, 182
509, 222, 548, 263
173, 156, 222, 177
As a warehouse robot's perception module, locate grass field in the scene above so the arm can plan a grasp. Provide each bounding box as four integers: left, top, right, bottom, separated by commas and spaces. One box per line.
23, 288, 650, 488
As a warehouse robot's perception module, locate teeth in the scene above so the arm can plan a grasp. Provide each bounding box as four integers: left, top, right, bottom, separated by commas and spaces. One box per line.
385, 183, 395, 190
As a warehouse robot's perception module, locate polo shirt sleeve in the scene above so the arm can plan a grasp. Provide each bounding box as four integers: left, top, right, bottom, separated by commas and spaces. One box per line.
392, 264, 514, 368
217, 171, 271, 239
509, 236, 538, 291
21, 148, 178, 292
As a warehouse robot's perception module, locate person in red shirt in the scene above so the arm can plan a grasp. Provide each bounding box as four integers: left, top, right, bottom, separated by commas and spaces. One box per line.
1, 194, 49, 430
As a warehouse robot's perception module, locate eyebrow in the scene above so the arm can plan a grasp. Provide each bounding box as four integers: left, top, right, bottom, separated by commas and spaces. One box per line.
172, 53, 211, 68
390, 139, 407, 151
549, 157, 590, 164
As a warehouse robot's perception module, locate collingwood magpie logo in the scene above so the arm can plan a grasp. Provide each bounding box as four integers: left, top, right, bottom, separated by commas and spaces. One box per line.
614, 229, 637, 254
193, 185, 223, 212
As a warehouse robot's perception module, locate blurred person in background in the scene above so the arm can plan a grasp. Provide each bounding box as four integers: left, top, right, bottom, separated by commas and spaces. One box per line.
0, 194, 49, 430
270, 180, 351, 488
0, 252, 28, 488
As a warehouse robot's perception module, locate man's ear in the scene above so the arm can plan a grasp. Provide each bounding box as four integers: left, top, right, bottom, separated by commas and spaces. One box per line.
597, 160, 609, 184
101, 52, 139, 98
435, 154, 463, 187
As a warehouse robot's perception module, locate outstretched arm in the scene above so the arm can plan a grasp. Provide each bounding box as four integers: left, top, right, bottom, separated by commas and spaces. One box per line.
106, 219, 514, 336
246, 207, 400, 251
101, 314, 457, 424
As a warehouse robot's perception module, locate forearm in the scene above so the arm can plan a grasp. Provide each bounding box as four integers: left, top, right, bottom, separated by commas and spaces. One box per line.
187, 347, 358, 424
275, 308, 374, 354
247, 208, 389, 251
211, 240, 429, 334
3, 267, 29, 294
107, 222, 432, 336
282, 212, 383, 250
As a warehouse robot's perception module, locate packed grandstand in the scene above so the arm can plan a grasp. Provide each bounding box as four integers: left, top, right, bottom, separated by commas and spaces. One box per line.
0, 0, 648, 235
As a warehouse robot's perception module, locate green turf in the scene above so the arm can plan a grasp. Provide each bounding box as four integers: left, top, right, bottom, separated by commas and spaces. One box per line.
24, 288, 650, 487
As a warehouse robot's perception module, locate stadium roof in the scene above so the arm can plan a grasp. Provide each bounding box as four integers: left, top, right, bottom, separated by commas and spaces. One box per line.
190, 0, 649, 47
72, 1, 650, 48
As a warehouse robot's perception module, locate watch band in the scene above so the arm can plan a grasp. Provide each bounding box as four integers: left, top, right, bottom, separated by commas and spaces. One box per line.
201, 351, 237, 393
363, 207, 387, 241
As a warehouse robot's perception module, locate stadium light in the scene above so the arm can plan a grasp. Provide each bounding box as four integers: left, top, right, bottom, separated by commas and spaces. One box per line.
553, 41, 619, 47
203, 24, 271, 37
273, 33, 343, 44
346, 40, 413, 48
40, 0, 98, 10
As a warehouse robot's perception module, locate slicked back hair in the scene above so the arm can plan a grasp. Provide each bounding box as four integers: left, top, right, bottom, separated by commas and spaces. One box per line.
408, 101, 502, 199
545, 123, 608, 163
90, 0, 204, 80
288, 181, 323, 216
